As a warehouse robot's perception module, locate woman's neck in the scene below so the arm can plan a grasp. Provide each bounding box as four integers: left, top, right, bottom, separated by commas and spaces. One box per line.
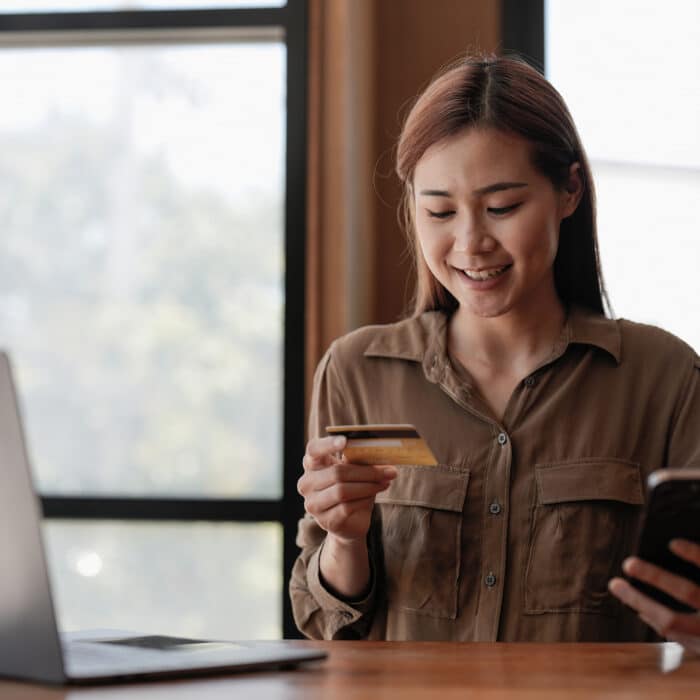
448, 292, 566, 375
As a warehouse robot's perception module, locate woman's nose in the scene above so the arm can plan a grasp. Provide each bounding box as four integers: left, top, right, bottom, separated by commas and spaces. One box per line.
452, 214, 496, 254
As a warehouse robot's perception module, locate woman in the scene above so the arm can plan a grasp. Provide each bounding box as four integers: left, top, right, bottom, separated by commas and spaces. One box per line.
290, 55, 700, 645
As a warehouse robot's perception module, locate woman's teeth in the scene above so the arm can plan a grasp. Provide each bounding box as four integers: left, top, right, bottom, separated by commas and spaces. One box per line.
462, 265, 510, 281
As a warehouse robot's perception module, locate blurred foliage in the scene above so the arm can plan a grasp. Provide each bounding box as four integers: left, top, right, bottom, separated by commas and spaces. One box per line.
0, 109, 284, 497
44, 521, 282, 640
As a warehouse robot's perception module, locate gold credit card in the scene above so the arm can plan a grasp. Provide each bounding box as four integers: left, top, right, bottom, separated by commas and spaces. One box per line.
325, 424, 437, 466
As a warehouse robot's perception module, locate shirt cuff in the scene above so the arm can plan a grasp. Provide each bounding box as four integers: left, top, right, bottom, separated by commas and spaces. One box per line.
306, 540, 376, 624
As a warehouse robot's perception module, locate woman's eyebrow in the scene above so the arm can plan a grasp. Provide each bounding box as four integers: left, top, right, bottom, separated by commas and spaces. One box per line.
419, 182, 528, 197
474, 181, 528, 195
418, 189, 452, 197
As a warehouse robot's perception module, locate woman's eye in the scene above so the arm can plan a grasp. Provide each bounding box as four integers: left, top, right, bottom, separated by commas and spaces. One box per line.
427, 210, 455, 220
487, 203, 522, 216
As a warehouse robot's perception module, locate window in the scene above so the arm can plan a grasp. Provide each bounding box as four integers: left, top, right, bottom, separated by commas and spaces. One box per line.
546, 0, 699, 350
16, 2, 285, 9
0, 0, 306, 639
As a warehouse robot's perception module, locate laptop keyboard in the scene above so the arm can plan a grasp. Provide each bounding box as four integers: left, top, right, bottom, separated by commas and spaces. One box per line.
96, 635, 220, 651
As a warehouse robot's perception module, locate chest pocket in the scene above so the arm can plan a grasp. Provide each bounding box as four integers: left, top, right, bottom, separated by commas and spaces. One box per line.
374, 465, 469, 619
524, 459, 644, 616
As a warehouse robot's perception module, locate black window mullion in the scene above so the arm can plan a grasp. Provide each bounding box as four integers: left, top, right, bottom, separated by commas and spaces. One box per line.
281, 0, 307, 640
41, 496, 283, 522
502, 0, 545, 70
0, 7, 287, 32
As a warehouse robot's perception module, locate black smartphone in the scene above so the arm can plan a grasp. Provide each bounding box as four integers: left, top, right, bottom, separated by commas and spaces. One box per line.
628, 468, 700, 612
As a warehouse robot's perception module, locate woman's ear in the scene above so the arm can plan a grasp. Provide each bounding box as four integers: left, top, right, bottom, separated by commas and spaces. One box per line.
561, 162, 584, 219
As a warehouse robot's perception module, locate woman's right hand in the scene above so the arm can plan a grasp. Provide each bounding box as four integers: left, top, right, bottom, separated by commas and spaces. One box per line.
297, 435, 398, 544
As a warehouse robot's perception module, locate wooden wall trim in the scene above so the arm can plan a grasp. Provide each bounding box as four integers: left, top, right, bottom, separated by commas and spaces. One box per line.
370, 0, 501, 325
305, 0, 324, 407
305, 0, 375, 416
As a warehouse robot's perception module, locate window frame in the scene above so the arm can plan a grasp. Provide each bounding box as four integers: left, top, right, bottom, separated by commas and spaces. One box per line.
0, 0, 307, 640
502, 0, 544, 69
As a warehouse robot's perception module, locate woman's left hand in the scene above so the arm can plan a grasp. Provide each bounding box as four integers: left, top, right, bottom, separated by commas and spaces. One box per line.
609, 538, 700, 653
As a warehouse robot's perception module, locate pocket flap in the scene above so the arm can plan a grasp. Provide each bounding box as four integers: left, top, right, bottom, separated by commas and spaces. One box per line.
535, 459, 644, 505
375, 466, 469, 512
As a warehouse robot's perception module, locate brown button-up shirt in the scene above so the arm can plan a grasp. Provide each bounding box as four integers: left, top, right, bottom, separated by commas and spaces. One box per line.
290, 308, 700, 641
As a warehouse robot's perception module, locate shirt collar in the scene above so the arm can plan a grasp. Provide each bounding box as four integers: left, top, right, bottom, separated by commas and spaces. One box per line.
363, 311, 444, 363
363, 306, 621, 369
565, 306, 621, 364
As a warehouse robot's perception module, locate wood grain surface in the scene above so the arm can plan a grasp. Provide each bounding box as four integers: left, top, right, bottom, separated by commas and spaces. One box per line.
2, 641, 700, 699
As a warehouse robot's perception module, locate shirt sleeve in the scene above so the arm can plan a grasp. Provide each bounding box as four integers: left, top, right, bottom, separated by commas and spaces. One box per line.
667, 354, 700, 468
288, 345, 379, 639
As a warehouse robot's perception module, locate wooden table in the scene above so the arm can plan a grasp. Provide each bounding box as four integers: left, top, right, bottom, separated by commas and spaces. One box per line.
2, 641, 700, 699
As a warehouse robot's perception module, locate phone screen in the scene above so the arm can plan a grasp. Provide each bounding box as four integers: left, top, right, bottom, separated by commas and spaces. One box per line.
630, 477, 700, 612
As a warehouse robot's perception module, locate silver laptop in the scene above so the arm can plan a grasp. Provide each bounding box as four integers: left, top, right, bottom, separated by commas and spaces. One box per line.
0, 352, 325, 684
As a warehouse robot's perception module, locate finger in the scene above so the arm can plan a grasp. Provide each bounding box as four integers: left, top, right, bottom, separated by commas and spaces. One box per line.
297, 464, 395, 499
663, 614, 700, 638
303, 436, 346, 470
608, 577, 684, 637
653, 611, 700, 640
622, 557, 700, 611
311, 463, 398, 491
666, 631, 700, 655
306, 480, 389, 515
302, 452, 333, 471
609, 577, 672, 634
670, 539, 700, 567
319, 496, 377, 534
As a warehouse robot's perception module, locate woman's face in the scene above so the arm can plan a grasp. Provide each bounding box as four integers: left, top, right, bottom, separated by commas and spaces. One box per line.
412, 127, 581, 319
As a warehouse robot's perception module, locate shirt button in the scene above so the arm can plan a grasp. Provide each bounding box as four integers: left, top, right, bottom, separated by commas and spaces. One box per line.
524, 375, 537, 387
489, 501, 502, 515
485, 572, 497, 588
497, 432, 508, 446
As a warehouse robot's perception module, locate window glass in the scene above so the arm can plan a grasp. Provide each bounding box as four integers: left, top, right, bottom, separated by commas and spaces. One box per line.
0, 40, 286, 497
0, 1, 285, 11
43, 521, 282, 639
546, 0, 700, 350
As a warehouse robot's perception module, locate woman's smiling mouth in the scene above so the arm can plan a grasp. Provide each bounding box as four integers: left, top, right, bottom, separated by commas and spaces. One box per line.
459, 264, 512, 281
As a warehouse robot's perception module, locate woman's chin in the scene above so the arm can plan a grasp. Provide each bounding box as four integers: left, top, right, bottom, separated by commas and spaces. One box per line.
455, 296, 515, 320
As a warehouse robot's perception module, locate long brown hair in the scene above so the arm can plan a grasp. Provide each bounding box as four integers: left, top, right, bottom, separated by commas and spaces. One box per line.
396, 54, 610, 317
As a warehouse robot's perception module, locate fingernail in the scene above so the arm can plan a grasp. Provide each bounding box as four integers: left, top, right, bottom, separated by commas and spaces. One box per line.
382, 467, 398, 478
333, 436, 345, 449
669, 539, 683, 553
